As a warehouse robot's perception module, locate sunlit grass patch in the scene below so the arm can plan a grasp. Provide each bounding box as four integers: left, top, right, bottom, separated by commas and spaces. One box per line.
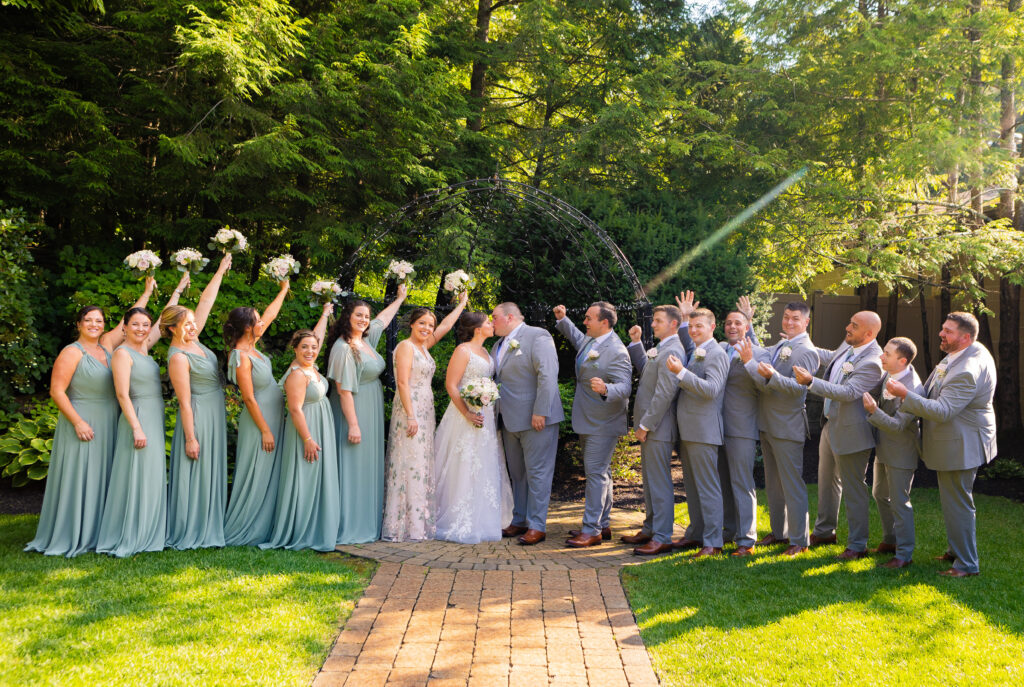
623, 486, 1024, 686
0, 514, 373, 686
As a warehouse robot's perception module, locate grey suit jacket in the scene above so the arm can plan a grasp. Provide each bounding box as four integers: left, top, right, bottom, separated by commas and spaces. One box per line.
675, 339, 729, 445
492, 323, 564, 433
555, 317, 632, 437
807, 340, 884, 455
867, 369, 923, 471
628, 335, 685, 443
720, 342, 769, 441
900, 342, 997, 471
747, 334, 820, 443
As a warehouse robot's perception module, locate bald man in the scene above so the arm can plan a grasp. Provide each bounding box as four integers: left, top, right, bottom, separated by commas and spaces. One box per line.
793, 311, 884, 559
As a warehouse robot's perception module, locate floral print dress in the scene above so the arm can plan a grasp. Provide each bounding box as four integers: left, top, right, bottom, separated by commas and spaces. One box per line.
381, 341, 437, 541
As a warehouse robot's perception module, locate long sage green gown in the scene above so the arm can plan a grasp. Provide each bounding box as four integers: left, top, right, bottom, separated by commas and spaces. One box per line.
97, 345, 167, 557
25, 342, 119, 557
328, 319, 387, 544
166, 342, 227, 549
223, 349, 283, 546
260, 365, 340, 552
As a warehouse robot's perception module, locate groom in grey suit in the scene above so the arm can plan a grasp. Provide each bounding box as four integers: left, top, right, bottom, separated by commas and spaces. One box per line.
739, 301, 819, 556
554, 302, 632, 548
793, 311, 884, 559
863, 337, 923, 568
886, 312, 997, 577
491, 302, 564, 545
623, 305, 685, 555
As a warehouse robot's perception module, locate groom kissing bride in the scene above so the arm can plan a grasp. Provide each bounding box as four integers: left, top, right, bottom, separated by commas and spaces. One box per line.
491, 303, 564, 545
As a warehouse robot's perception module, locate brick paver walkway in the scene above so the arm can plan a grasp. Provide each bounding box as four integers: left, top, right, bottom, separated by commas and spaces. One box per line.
314, 502, 681, 686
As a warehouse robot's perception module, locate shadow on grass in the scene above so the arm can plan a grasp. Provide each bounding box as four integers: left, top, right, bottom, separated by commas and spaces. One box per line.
0, 514, 374, 685
622, 486, 1024, 646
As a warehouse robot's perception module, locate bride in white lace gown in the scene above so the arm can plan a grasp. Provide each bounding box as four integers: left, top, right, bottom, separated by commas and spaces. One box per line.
434, 312, 513, 544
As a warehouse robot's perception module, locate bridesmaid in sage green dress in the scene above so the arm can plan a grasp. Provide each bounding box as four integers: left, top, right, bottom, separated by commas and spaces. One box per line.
261, 329, 341, 551
164, 254, 232, 550
221, 279, 318, 546
26, 277, 158, 557
326, 284, 406, 544
97, 274, 188, 557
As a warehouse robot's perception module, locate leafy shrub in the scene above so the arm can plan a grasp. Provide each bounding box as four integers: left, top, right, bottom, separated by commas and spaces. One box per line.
980, 456, 1024, 481
0, 207, 49, 408
0, 399, 59, 486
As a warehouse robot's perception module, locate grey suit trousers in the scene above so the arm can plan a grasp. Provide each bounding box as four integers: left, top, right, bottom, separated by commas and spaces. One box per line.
639, 438, 675, 544
503, 424, 559, 532
720, 437, 758, 548
813, 423, 872, 551
872, 462, 915, 561
580, 433, 617, 535
760, 432, 809, 547
936, 468, 980, 574
680, 441, 723, 547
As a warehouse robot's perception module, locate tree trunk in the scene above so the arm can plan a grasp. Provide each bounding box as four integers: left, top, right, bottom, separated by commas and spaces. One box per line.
884, 283, 900, 342
466, 0, 493, 132
996, 2, 1021, 437
918, 289, 933, 371
859, 282, 878, 312
940, 265, 952, 318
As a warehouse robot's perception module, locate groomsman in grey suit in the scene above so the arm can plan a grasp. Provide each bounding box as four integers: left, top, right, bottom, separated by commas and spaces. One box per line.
491, 302, 564, 545
666, 308, 730, 557
886, 312, 997, 577
793, 311, 884, 559
718, 308, 769, 556
862, 337, 923, 569
623, 306, 685, 555
554, 302, 633, 548
738, 301, 819, 556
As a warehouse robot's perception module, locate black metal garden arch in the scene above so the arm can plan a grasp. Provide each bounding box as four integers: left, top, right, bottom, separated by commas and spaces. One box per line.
336, 176, 652, 388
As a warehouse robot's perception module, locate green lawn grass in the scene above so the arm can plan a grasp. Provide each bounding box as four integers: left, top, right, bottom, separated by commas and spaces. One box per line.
622, 486, 1024, 686
0, 514, 373, 686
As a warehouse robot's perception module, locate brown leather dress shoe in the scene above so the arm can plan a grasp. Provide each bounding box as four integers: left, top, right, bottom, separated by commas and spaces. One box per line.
633, 540, 673, 556
879, 557, 912, 569
620, 531, 653, 545
934, 552, 956, 562
782, 545, 809, 557
871, 542, 897, 554
731, 546, 754, 557
565, 533, 602, 548
809, 533, 838, 547
671, 537, 701, 550
517, 529, 546, 545
755, 534, 789, 546
694, 546, 723, 558
938, 568, 979, 578
502, 525, 528, 538
568, 527, 611, 541
837, 548, 868, 560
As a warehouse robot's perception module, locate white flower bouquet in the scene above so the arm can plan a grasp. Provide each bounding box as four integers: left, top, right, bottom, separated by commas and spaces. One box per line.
310, 280, 342, 308
443, 270, 475, 294
170, 248, 209, 274
123, 249, 162, 277
460, 377, 500, 426
385, 260, 416, 284
262, 254, 300, 282
208, 226, 248, 253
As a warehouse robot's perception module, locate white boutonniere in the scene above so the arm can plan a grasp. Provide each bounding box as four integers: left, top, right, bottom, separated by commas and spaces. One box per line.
507, 338, 522, 356
936, 362, 948, 379
586, 349, 600, 362
881, 388, 896, 401
840, 362, 854, 375
646, 348, 658, 360
778, 346, 792, 361
694, 347, 707, 362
